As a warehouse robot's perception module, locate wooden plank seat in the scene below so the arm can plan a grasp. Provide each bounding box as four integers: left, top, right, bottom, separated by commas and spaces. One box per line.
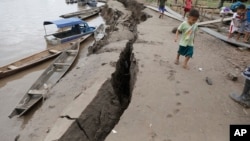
28, 89, 47, 95
8, 65, 18, 70
53, 63, 71, 66
49, 49, 60, 54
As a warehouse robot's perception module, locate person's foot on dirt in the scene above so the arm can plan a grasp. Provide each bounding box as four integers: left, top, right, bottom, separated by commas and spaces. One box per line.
174, 60, 179, 65
183, 65, 189, 70
243, 39, 248, 43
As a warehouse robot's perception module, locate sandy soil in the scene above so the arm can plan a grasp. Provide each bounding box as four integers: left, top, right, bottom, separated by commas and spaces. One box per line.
1, 0, 250, 141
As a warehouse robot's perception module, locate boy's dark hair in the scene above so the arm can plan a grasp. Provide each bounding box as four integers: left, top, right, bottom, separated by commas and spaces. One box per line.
237, 4, 246, 10
189, 9, 200, 18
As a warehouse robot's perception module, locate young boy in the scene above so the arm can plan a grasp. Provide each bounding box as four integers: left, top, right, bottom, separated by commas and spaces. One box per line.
228, 4, 246, 39
174, 9, 199, 69
158, 0, 167, 19
183, 0, 192, 18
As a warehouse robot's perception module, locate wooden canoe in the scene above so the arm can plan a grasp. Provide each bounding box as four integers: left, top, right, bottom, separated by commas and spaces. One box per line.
60, 7, 100, 19
8, 37, 85, 118
197, 17, 232, 26
200, 27, 250, 48
0, 35, 91, 79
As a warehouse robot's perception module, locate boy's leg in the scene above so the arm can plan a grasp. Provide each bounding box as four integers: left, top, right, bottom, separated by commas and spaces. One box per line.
183, 56, 190, 69
182, 46, 193, 69
228, 25, 233, 39
175, 54, 180, 65
236, 32, 241, 40
243, 32, 250, 42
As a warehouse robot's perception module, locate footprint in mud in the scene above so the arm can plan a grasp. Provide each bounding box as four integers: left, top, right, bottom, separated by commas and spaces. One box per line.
176, 102, 182, 106
154, 54, 161, 58
141, 64, 144, 68
101, 63, 107, 66
183, 90, 189, 94
149, 131, 157, 141
176, 93, 180, 96
173, 109, 180, 114
163, 139, 172, 141
166, 114, 173, 118
176, 80, 180, 84
159, 59, 168, 66
48, 105, 55, 109
167, 70, 176, 81
154, 54, 161, 63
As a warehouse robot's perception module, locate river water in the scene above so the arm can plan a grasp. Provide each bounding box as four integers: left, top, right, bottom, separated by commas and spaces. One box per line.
0, 0, 96, 67
0, 0, 104, 140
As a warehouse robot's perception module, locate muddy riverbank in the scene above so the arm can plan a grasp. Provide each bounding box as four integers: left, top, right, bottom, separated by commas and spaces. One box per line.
2, 0, 250, 141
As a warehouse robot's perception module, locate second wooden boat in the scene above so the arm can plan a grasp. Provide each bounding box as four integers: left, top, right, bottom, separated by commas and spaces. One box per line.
200, 27, 250, 48
8, 37, 85, 118
0, 34, 91, 79
60, 7, 100, 19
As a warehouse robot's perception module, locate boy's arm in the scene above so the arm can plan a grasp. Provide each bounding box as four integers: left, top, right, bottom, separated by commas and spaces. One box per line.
193, 26, 198, 43
175, 30, 179, 42
193, 34, 195, 44
175, 23, 183, 42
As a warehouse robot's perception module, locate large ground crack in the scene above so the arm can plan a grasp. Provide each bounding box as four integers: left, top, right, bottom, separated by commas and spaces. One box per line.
58, 0, 148, 140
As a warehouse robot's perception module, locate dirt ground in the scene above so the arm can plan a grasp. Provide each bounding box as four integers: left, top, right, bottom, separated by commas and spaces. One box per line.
1, 0, 250, 141
106, 0, 250, 141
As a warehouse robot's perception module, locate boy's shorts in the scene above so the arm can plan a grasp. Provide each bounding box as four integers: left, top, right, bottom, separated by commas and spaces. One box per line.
159, 6, 166, 13
178, 45, 193, 57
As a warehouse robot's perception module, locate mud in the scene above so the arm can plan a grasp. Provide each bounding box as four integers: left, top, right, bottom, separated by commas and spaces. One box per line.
59, 42, 137, 141
88, 0, 151, 55
57, 0, 147, 140
88, 5, 123, 55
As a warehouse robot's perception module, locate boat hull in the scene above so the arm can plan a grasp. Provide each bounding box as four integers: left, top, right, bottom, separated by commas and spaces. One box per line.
45, 27, 96, 46
60, 7, 100, 19
8, 35, 90, 118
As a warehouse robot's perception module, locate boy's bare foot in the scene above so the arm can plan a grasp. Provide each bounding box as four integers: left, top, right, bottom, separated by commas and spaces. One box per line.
183, 65, 189, 70
243, 39, 248, 43
174, 60, 179, 65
